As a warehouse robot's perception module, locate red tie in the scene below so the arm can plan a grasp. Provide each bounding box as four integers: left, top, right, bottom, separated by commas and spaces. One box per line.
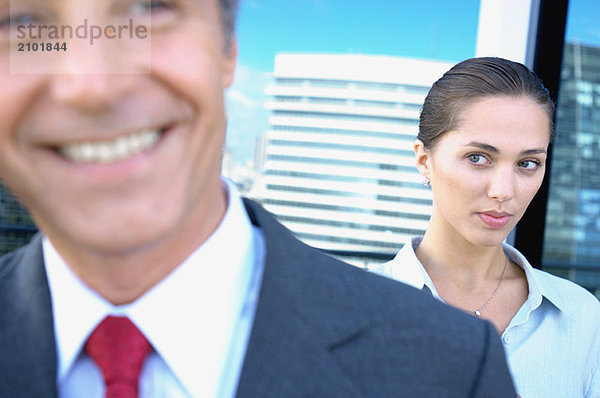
84, 316, 152, 398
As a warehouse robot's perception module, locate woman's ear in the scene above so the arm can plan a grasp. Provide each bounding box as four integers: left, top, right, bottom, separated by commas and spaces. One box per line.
414, 139, 431, 183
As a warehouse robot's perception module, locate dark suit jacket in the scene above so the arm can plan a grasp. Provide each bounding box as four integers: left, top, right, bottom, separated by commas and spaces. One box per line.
0, 199, 516, 397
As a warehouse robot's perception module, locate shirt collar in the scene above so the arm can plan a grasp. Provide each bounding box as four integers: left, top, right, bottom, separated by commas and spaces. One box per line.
384, 237, 441, 297
44, 178, 257, 397
383, 237, 567, 313
502, 244, 568, 313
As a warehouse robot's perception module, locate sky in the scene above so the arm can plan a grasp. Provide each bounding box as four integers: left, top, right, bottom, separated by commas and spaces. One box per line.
225, 0, 600, 165
235, 0, 480, 71
565, 0, 600, 46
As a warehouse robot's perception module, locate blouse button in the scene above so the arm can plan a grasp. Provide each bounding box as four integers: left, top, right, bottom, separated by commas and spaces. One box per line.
503, 334, 511, 344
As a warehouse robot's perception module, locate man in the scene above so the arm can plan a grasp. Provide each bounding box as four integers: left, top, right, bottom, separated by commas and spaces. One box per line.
0, 0, 516, 396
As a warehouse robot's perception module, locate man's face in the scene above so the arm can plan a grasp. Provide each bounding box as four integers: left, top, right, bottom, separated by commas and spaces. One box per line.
0, 0, 237, 257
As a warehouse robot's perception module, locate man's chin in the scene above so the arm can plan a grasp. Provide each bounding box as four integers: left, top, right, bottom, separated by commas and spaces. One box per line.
44, 220, 176, 261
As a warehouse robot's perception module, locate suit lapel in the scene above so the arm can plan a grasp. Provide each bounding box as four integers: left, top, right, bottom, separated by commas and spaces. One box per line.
237, 200, 369, 397
0, 201, 377, 397
0, 235, 58, 397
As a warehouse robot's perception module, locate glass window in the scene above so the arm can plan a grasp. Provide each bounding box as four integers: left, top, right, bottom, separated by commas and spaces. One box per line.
0, 185, 36, 255
224, 1, 481, 266
542, 0, 600, 298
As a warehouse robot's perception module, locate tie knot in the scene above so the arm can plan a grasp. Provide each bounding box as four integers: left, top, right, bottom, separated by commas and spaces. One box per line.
85, 316, 151, 398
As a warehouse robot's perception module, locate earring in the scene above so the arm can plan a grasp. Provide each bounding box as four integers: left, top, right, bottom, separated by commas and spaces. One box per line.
423, 177, 431, 186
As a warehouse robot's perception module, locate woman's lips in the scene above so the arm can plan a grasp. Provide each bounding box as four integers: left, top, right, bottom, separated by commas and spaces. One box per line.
477, 212, 512, 229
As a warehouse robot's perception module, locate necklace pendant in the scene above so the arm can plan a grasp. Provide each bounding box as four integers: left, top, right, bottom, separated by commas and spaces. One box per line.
475, 310, 481, 317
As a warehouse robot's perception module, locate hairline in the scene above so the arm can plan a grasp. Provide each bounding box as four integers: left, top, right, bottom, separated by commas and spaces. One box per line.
427, 93, 554, 151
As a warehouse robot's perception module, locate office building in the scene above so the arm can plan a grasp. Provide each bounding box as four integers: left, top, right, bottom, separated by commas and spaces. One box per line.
544, 42, 600, 288
0, 184, 36, 255
260, 53, 452, 260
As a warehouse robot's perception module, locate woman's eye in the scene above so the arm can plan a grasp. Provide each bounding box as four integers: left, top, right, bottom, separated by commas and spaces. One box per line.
468, 154, 488, 165
518, 160, 540, 170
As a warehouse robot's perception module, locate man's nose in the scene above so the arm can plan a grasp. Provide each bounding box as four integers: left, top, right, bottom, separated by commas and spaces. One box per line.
47, 32, 148, 111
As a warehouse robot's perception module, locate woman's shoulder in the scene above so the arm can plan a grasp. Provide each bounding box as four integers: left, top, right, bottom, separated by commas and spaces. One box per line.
372, 237, 425, 288
531, 267, 600, 314
504, 244, 600, 319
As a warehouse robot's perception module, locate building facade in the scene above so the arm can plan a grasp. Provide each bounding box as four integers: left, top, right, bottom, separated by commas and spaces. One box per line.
0, 184, 37, 255
543, 42, 600, 290
259, 54, 452, 261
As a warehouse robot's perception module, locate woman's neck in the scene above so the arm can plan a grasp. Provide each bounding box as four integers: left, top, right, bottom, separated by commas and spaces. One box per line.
416, 224, 506, 289
415, 215, 528, 334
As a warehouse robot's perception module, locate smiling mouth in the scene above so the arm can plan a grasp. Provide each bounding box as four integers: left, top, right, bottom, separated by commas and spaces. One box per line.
58, 129, 164, 164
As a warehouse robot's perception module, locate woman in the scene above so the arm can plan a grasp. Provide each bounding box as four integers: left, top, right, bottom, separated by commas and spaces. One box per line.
375, 57, 600, 397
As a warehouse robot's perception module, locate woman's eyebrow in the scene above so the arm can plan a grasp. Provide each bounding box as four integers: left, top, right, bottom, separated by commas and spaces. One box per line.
522, 148, 547, 155
462, 141, 547, 156
462, 141, 499, 153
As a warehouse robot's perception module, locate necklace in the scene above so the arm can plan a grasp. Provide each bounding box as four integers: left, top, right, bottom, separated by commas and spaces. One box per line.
474, 256, 508, 317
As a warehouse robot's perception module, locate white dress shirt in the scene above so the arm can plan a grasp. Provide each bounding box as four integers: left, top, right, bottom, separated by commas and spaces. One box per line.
375, 237, 600, 398
43, 179, 265, 398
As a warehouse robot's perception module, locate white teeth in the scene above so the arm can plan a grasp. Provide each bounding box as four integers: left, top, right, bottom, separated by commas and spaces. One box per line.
60, 130, 161, 164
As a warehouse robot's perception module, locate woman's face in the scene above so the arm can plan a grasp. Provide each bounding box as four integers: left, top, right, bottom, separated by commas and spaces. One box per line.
416, 95, 550, 248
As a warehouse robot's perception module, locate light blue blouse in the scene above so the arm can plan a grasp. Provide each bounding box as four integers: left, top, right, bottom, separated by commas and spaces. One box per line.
374, 237, 600, 398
